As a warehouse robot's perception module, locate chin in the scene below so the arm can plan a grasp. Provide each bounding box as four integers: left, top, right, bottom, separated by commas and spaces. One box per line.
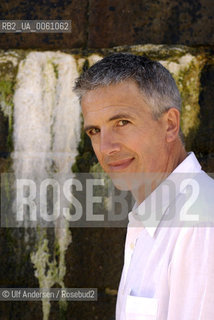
112, 179, 132, 191
108, 172, 142, 191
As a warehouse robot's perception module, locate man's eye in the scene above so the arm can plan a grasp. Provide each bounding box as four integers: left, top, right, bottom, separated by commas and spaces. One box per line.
88, 128, 100, 136
117, 120, 130, 126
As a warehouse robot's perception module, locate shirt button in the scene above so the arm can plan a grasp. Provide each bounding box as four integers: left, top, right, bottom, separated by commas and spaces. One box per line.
130, 242, 134, 250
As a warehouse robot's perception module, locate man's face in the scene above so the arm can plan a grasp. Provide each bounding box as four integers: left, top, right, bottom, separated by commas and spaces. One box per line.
81, 81, 169, 191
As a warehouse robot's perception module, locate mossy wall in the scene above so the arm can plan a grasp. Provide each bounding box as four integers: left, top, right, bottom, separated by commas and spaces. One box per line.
0, 46, 213, 320
0, 5, 213, 320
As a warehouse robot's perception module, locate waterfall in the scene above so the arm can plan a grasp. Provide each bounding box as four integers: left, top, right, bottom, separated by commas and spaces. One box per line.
12, 51, 81, 320
13, 51, 80, 177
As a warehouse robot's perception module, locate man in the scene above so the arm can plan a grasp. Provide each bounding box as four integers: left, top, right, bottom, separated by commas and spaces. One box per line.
74, 53, 214, 319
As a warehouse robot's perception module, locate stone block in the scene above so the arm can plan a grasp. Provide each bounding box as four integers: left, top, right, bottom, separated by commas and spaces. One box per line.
0, 0, 88, 49
88, 0, 214, 48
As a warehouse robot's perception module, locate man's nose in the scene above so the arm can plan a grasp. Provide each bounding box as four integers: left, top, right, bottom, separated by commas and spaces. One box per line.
100, 130, 120, 155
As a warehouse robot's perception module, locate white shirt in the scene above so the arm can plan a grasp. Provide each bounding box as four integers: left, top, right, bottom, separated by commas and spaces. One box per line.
116, 152, 214, 320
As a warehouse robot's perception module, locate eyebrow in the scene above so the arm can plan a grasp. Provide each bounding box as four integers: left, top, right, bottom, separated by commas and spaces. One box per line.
109, 113, 135, 122
84, 112, 135, 132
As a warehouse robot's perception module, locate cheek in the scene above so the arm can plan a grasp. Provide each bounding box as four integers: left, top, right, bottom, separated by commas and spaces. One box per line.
91, 138, 99, 152
131, 137, 151, 155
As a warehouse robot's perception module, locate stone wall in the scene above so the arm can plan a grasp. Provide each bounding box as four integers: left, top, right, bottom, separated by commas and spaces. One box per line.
0, 46, 213, 320
0, 0, 213, 49
0, 1, 213, 320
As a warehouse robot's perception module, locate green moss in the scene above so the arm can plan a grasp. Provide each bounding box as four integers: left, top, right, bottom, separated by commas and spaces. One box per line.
156, 51, 207, 150
0, 79, 14, 149
51, 62, 59, 79
172, 55, 206, 149
31, 231, 53, 320
59, 299, 68, 319
31, 226, 71, 320
72, 118, 98, 173
113, 44, 191, 61
0, 54, 21, 152
89, 162, 103, 173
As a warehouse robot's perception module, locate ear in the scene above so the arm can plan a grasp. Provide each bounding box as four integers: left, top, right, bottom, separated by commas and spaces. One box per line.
163, 108, 180, 143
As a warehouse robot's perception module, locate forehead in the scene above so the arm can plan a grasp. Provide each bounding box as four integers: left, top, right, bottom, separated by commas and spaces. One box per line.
81, 80, 150, 119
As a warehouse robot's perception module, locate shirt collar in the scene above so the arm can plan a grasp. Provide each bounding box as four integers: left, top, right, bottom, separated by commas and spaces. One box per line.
128, 152, 202, 238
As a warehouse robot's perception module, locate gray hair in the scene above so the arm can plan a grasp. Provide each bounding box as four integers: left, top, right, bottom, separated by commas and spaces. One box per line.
74, 53, 182, 120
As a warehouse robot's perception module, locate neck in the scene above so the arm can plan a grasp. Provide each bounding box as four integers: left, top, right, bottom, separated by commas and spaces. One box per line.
132, 140, 187, 205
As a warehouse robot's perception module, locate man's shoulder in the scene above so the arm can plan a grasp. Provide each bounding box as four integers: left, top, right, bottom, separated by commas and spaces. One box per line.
184, 170, 214, 225
195, 170, 214, 198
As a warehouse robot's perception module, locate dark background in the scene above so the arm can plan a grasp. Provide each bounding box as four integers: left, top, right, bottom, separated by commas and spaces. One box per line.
0, 0, 213, 49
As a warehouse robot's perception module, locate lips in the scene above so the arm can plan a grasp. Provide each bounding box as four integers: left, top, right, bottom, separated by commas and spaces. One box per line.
107, 158, 134, 171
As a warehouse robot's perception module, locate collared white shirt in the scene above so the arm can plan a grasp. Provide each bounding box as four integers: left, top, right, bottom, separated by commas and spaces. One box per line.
116, 152, 214, 320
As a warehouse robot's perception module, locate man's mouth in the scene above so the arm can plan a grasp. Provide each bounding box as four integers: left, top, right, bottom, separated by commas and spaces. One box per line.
107, 158, 134, 171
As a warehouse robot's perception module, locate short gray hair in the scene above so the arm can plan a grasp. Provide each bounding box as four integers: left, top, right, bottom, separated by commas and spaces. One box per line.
74, 53, 182, 120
